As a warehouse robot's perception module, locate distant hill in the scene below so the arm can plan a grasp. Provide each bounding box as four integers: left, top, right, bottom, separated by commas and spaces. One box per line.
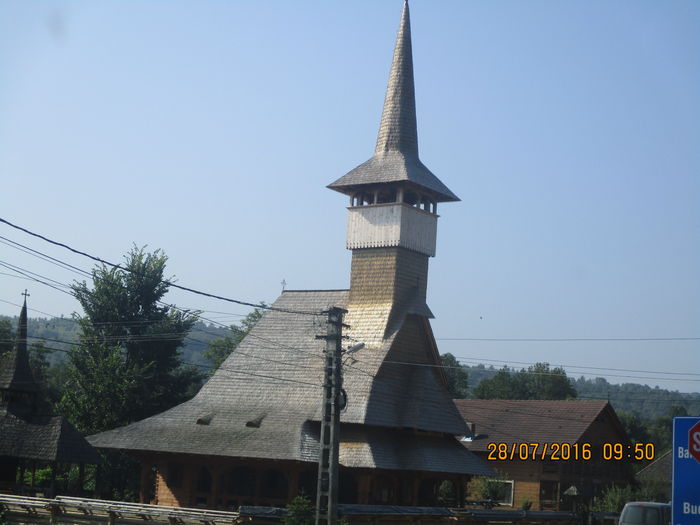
6, 315, 699, 417
0, 315, 230, 368
462, 363, 700, 419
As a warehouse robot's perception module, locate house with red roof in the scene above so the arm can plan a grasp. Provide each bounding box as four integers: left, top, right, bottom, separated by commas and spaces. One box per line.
454, 400, 635, 510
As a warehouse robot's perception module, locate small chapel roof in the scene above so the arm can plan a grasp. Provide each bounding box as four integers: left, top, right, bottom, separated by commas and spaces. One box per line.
0, 297, 101, 465
327, 1, 459, 203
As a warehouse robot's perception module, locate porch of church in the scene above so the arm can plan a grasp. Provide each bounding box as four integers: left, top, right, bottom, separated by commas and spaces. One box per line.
137, 453, 467, 510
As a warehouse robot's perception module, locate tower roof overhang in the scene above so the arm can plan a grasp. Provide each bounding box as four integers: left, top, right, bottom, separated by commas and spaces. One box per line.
327, 152, 459, 203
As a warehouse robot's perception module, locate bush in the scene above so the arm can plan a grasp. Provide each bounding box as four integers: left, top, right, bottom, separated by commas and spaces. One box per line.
283, 494, 315, 525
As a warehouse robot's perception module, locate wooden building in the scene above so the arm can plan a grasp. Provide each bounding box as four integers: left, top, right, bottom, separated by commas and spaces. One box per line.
454, 400, 635, 511
0, 298, 101, 496
635, 450, 671, 500
87, 1, 493, 510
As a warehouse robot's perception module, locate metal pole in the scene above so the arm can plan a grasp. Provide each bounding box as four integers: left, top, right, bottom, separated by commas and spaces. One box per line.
316, 307, 346, 525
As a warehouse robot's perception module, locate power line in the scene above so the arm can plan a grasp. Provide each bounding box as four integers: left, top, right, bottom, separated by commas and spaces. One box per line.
0, 235, 91, 277
450, 355, 700, 377
0, 259, 74, 290
6, 303, 698, 384
0, 217, 321, 316
23, 343, 322, 389
437, 336, 700, 342
2, 235, 696, 343
0, 261, 73, 296
353, 356, 700, 383
0, 298, 62, 318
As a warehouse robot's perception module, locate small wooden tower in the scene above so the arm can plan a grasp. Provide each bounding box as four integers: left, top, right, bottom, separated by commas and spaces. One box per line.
0, 295, 101, 495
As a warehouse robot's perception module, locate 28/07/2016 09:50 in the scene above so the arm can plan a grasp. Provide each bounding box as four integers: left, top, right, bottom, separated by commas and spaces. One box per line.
486, 442, 655, 461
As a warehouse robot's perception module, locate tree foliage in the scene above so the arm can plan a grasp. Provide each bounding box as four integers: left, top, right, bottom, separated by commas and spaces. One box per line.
204, 306, 265, 371
283, 494, 315, 525
57, 247, 203, 500
0, 319, 13, 357
618, 405, 688, 456
60, 247, 203, 434
469, 475, 510, 505
473, 363, 576, 400
440, 353, 469, 398
589, 481, 668, 512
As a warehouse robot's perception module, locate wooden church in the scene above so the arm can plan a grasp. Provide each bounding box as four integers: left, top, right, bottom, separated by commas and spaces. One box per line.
88, 1, 493, 508
1, 297, 101, 495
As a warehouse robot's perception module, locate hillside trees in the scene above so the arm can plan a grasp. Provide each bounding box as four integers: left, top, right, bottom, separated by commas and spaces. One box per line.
440, 353, 469, 398
203, 306, 265, 371
473, 362, 577, 400
0, 319, 12, 356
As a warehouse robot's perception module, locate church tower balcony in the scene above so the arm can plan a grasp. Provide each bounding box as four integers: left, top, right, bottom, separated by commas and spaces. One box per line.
346, 193, 437, 257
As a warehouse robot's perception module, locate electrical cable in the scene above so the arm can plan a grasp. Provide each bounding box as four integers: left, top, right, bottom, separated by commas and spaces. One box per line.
0, 217, 323, 316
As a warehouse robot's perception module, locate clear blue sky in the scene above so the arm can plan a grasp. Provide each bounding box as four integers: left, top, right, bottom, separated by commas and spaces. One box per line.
1, 1, 698, 393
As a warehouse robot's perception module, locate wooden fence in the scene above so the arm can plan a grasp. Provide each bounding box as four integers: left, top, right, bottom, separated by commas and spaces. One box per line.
1, 494, 583, 525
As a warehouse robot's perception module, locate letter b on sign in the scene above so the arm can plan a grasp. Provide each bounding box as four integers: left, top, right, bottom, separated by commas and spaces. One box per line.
690, 420, 700, 464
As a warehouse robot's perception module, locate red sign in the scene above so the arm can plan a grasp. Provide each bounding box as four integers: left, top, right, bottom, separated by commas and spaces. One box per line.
690, 420, 700, 464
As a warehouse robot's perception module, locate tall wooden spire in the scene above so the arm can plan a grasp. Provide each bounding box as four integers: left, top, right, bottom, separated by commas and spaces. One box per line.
328, 0, 458, 203
5, 296, 37, 392
375, 0, 418, 157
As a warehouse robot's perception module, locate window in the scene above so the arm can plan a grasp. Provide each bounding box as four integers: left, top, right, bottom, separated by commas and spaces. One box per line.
482, 479, 514, 506
196, 467, 212, 493
260, 469, 288, 499
225, 467, 256, 497
166, 463, 184, 489
540, 480, 559, 507
377, 189, 397, 204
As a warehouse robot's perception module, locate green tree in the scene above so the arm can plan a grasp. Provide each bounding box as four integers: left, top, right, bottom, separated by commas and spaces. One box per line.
589, 481, 667, 512
470, 476, 509, 506
526, 362, 577, 400
283, 494, 315, 525
59, 247, 203, 500
204, 306, 265, 371
28, 340, 53, 392
473, 368, 529, 399
440, 353, 469, 398
617, 410, 651, 444
0, 318, 13, 356
473, 363, 576, 400
62, 247, 203, 428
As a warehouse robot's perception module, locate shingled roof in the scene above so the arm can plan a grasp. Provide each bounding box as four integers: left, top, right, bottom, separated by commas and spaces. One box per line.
327, 1, 459, 203
88, 290, 490, 476
636, 449, 671, 484
0, 411, 102, 464
0, 297, 101, 465
453, 399, 623, 453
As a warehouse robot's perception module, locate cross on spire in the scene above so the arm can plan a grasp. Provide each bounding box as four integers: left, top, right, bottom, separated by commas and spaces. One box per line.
22, 289, 30, 299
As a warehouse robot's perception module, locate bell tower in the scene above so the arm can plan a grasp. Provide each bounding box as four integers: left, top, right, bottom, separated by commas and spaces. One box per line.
328, 1, 458, 326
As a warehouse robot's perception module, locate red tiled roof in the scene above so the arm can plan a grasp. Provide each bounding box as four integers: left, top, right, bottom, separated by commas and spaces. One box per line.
453, 399, 610, 452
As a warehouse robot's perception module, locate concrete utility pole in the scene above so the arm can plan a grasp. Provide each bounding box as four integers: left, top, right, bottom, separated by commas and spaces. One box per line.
315, 307, 347, 525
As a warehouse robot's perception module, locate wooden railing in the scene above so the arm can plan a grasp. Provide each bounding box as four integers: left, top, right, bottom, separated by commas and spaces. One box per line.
0, 493, 240, 524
